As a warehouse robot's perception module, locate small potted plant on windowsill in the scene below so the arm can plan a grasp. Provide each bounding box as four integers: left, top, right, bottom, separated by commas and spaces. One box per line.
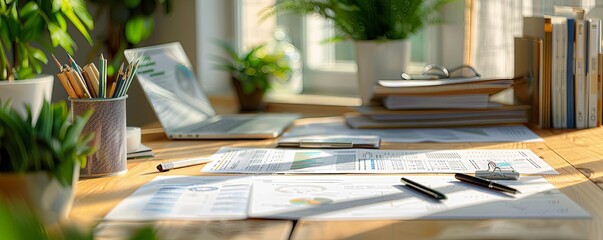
216, 42, 292, 112
0, 0, 93, 116
0, 100, 95, 224
265, 0, 453, 105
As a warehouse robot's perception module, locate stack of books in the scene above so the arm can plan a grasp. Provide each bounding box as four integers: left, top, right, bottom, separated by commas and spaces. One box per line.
515, 6, 602, 129
345, 78, 529, 128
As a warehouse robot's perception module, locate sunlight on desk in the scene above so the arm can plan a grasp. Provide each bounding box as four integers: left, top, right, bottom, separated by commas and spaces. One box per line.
68, 115, 603, 240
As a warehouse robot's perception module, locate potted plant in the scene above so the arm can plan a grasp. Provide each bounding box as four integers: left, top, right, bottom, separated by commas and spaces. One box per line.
86, 0, 173, 77
216, 42, 292, 112
0, 100, 95, 224
266, 0, 453, 104
0, 0, 93, 116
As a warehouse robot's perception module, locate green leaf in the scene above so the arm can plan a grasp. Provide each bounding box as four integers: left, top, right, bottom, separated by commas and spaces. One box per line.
69, 0, 94, 29
29, 47, 47, 63
5, 13, 20, 43
60, 0, 93, 44
54, 159, 75, 186
21, 15, 44, 42
15, 67, 34, 79
55, 13, 67, 30
35, 101, 53, 140
19, 2, 39, 18
48, 23, 75, 53
124, 0, 142, 8
52, 0, 62, 12
125, 16, 154, 45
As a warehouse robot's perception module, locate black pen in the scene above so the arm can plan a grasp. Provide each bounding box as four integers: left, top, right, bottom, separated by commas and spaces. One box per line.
400, 177, 447, 200
454, 173, 521, 194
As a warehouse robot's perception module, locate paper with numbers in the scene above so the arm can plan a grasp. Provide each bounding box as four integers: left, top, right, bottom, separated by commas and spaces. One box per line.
201, 147, 557, 174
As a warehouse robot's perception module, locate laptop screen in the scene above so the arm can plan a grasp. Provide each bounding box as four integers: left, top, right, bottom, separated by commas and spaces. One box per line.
124, 43, 216, 131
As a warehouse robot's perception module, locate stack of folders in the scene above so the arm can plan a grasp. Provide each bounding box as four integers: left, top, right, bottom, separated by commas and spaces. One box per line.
53, 53, 139, 99
515, 6, 603, 129
344, 77, 526, 129
346, 105, 530, 129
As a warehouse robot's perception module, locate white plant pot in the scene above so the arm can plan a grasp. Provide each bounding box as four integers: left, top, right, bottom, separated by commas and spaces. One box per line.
0, 75, 53, 121
355, 40, 410, 105
0, 165, 79, 224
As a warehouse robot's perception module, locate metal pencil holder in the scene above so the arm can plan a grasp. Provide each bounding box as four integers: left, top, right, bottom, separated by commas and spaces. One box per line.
70, 95, 128, 177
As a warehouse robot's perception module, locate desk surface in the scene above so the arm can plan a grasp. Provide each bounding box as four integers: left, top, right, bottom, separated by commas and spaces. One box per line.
72, 118, 603, 240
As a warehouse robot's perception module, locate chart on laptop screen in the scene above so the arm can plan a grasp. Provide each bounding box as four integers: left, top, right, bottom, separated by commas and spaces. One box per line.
124, 43, 216, 131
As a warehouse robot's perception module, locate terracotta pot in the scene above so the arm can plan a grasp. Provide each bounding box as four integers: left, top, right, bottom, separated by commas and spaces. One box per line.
232, 78, 266, 112
0, 166, 78, 224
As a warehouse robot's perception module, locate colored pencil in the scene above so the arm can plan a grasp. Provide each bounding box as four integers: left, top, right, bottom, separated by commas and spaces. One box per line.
99, 54, 105, 98
51, 54, 63, 71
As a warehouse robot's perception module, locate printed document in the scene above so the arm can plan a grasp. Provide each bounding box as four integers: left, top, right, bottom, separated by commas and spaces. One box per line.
201, 147, 557, 174
104, 176, 253, 221
250, 175, 589, 220
282, 123, 544, 143
104, 175, 590, 221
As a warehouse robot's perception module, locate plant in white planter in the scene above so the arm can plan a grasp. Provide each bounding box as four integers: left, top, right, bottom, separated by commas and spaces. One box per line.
266, 0, 453, 104
0, 100, 95, 224
0, 0, 93, 116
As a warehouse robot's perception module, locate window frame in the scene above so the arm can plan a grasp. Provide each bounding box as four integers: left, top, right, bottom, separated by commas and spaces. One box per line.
233, 0, 463, 97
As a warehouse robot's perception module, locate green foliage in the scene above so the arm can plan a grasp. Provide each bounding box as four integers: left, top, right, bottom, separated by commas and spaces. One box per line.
87, 0, 172, 76
216, 42, 292, 94
0, 100, 95, 186
266, 0, 454, 41
0, 201, 157, 240
0, 0, 94, 80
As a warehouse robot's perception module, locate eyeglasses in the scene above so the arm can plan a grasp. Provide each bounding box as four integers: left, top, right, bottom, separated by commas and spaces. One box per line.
401, 64, 481, 80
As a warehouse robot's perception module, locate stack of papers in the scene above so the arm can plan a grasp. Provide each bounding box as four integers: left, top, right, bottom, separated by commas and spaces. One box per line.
351, 78, 527, 128
127, 144, 154, 159
382, 94, 499, 110
104, 175, 590, 221
374, 78, 514, 96
347, 105, 531, 128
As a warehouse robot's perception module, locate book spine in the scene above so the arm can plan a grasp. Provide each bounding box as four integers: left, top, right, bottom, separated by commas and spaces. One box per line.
551, 18, 568, 128
560, 18, 568, 128
566, 18, 575, 128
575, 19, 587, 129
543, 18, 553, 128
599, 53, 603, 126
537, 39, 544, 128
587, 19, 600, 128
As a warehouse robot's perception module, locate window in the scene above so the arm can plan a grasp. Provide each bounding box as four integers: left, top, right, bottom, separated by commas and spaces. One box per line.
236, 0, 462, 96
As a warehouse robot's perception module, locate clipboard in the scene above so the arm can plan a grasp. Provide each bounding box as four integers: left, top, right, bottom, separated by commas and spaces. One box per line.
277, 135, 381, 149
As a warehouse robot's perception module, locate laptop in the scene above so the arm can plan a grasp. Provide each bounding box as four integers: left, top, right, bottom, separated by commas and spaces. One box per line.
124, 42, 299, 139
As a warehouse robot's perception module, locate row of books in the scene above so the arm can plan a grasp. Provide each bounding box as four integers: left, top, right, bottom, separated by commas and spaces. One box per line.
345, 77, 528, 128
515, 7, 602, 129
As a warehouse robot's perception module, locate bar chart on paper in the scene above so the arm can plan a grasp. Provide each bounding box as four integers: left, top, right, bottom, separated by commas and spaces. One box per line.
290, 151, 330, 170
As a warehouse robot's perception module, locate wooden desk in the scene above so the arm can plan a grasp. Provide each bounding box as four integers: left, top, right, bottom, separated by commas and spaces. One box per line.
71, 118, 603, 240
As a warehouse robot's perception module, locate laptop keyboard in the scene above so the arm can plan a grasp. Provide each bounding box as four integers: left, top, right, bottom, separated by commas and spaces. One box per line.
192, 118, 252, 132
